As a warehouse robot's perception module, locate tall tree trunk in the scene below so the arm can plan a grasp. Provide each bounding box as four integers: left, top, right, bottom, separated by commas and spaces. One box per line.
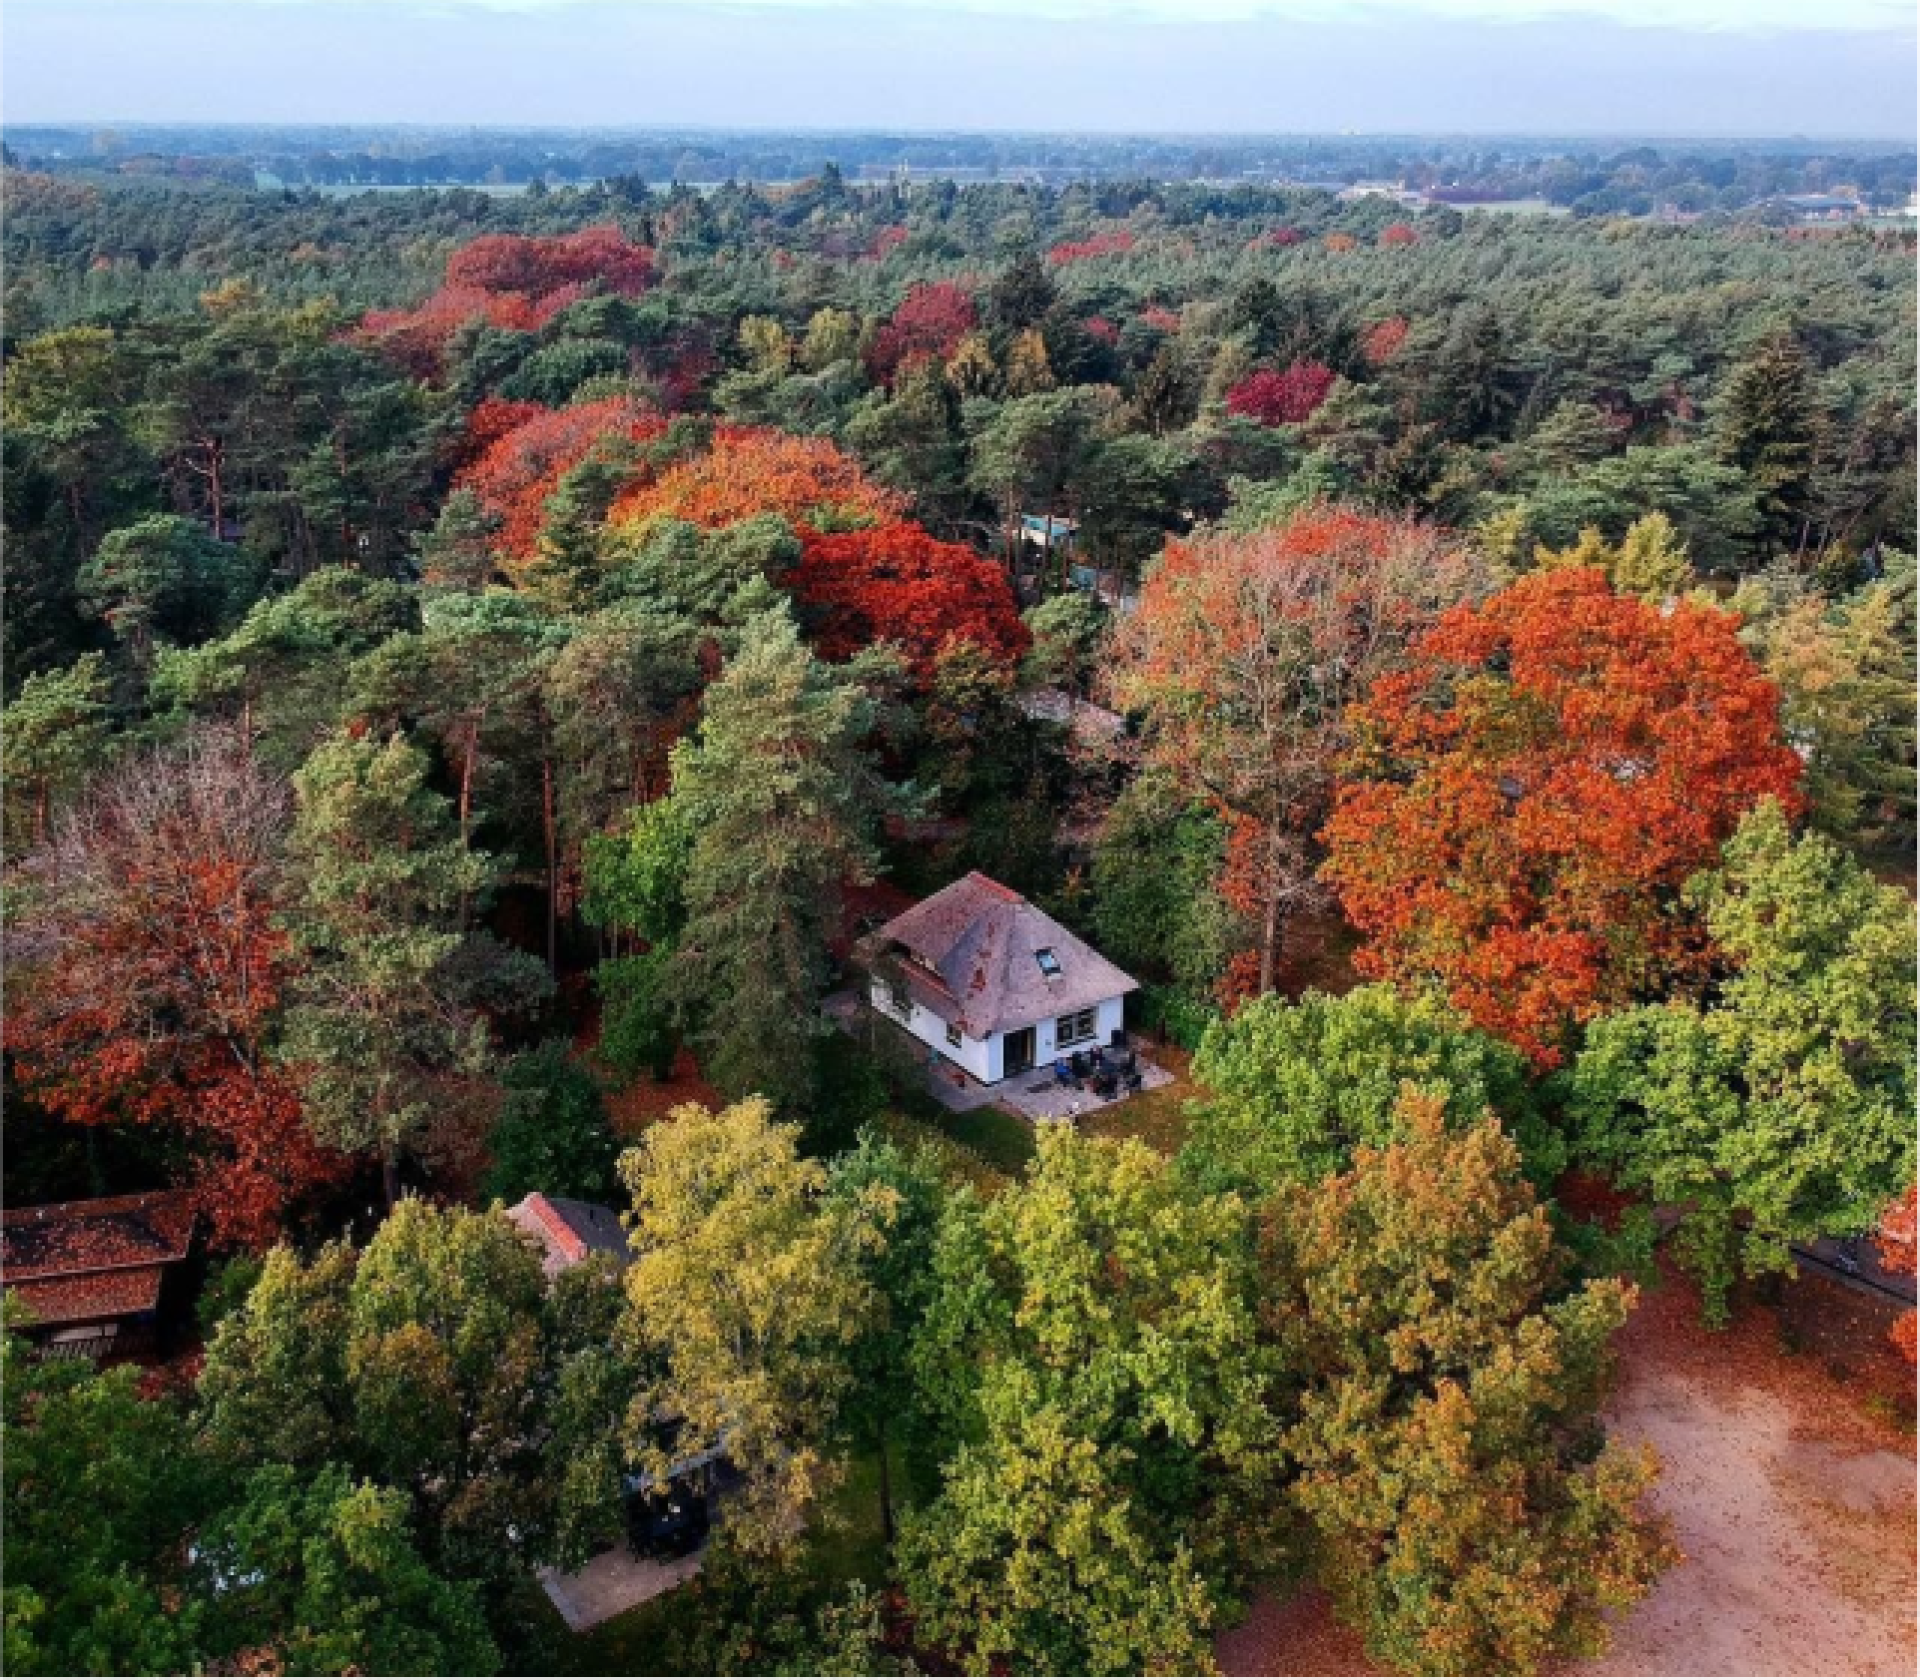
542, 753, 559, 975
1259, 886, 1283, 997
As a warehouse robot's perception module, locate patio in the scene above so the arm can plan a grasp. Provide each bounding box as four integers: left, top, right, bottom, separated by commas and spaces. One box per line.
989, 1056, 1177, 1122
825, 989, 1175, 1123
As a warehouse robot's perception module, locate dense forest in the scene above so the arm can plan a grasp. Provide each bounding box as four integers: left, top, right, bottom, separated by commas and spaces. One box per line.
4, 152, 1916, 1677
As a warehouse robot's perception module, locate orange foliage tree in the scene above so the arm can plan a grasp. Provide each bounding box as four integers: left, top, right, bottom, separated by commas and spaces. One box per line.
1109, 508, 1485, 997
607, 427, 904, 535
4, 729, 346, 1247
1323, 568, 1804, 1066
454, 396, 665, 564
790, 521, 1030, 681
1877, 1186, 1916, 1365
362, 225, 655, 377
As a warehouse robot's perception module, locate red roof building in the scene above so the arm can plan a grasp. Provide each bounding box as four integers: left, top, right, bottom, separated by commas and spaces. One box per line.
505, 1193, 633, 1280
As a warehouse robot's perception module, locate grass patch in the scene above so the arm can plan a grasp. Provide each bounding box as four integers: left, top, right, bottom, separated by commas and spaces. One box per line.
1082, 1080, 1195, 1156
1082, 1047, 1201, 1157
940, 1106, 1038, 1176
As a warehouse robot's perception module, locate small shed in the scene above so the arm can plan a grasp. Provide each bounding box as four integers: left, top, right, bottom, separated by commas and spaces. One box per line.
505, 1193, 633, 1281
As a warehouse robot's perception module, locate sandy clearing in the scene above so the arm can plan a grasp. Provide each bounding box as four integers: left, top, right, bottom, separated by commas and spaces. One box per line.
1217, 1266, 1917, 1677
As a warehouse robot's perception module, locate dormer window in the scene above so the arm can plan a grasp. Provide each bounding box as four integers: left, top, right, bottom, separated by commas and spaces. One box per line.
1034, 947, 1062, 978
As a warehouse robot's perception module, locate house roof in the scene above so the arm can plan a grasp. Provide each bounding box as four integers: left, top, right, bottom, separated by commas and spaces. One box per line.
1, 1191, 196, 1330
505, 1193, 633, 1278
863, 871, 1137, 1039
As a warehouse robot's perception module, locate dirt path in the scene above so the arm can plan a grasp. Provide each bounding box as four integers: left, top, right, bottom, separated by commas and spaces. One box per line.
1217, 1267, 1917, 1677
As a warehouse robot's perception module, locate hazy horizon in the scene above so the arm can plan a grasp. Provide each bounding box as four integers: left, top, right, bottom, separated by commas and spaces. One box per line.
5, 1, 1915, 141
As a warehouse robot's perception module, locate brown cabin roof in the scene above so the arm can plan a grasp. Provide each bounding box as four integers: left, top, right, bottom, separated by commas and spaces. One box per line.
1, 1191, 196, 1330
862, 871, 1137, 1039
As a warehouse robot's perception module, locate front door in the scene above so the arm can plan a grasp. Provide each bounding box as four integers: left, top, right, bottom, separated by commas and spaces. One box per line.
1003, 1026, 1036, 1078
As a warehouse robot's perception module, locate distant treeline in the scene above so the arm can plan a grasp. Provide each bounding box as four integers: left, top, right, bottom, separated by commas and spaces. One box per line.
4, 123, 1915, 211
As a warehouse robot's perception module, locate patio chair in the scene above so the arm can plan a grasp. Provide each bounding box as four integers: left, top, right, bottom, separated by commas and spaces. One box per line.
1052, 1057, 1077, 1087
1070, 1049, 1097, 1081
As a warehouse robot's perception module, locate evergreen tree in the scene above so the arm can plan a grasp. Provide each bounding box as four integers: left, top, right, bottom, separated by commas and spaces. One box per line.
1717, 329, 1822, 560
664, 610, 892, 1109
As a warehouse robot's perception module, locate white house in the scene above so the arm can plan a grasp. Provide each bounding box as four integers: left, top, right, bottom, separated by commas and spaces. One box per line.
862, 871, 1138, 1085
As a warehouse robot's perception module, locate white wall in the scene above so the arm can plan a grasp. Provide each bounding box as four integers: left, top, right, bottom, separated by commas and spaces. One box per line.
1026, 995, 1126, 1069
871, 981, 1127, 1086
868, 979, 995, 1084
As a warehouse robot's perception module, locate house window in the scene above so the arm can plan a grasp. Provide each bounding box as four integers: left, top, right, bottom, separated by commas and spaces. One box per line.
945, 1022, 963, 1048
1056, 1008, 1098, 1046
1034, 947, 1063, 978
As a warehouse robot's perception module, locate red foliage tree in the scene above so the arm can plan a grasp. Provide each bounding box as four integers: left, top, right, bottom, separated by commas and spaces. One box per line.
608, 427, 904, 535
1266, 225, 1305, 248
444, 225, 656, 296
1111, 508, 1485, 997
1323, 568, 1804, 1066
1379, 222, 1420, 248
455, 396, 664, 563
363, 225, 655, 377
1047, 229, 1136, 265
1138, 305, 1183, 335
1226, 361, 1338, 426
1082, 315, 1120, 346
5, 730, 346, 1247
866, 281, 977, 384
790, 521, 1030, 681
1362, 316, 1410, 367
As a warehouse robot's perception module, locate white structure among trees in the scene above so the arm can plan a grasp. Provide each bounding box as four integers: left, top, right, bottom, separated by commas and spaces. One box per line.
861, 871, 1137, 1085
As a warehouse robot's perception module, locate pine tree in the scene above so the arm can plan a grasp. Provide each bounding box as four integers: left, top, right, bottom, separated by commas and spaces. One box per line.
1717, 330, 1822, 560
663, 610, 892, 1109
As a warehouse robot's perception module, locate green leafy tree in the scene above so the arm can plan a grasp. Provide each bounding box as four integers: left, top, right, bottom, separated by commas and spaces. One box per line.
415, 487, 504, 591
1089, 769, 1237, 1010
198, 1200, 575, 1580
585, 795, 695, 1081
2, 1328, 213, 1677
1570, 800, 1917, 1320
967, 388, 1104, 571
827, 1132, 948, 1540
1, 653, 112, 853
1260, 1096, 1674, 1675
148, 566, 419, 766
1735, 579, 1915, 850
899, 1130, 1274, 1676
190, 1464, 501, 1677
617, 1098, 881, 1556
482, 1041, 619, 1205
76, 513, 253, 671
1187, 983, 1561, 1194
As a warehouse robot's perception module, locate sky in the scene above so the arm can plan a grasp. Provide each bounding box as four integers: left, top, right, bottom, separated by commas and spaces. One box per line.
4, 0, 1915, 138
